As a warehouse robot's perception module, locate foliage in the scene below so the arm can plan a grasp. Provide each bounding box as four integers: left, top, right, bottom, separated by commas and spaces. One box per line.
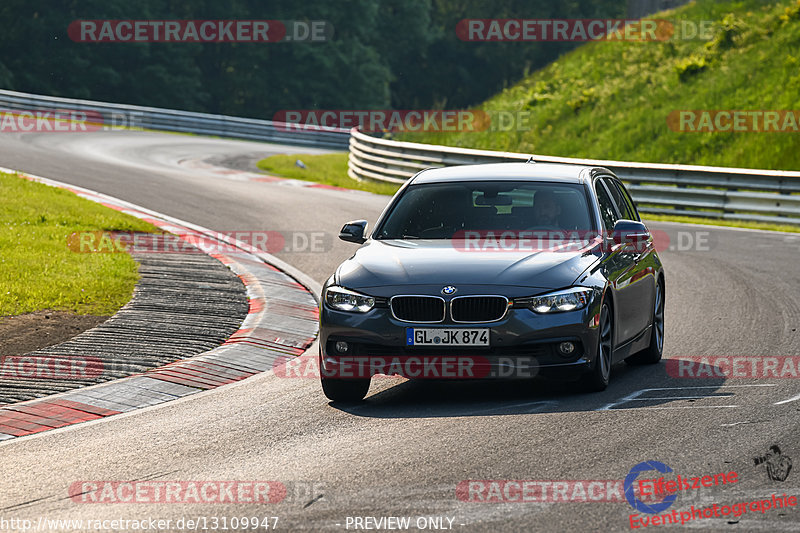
0, 0, 624, 114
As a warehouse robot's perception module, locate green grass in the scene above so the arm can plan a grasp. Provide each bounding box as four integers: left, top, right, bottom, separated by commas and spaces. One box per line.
0, 172, 159, 316
397, 0, 800, 171
256, 153, 401, 195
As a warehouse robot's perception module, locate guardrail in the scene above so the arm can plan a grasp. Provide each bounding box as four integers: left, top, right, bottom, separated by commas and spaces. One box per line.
348, 128, 800, 225
0, 89, 350, 150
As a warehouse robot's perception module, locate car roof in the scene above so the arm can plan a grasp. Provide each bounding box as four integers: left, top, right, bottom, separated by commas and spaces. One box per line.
410, 162, 606, 185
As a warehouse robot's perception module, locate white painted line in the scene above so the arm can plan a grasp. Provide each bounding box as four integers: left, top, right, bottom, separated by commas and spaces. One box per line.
625, 395, 733, 401
597, 388, 645, 411
597, 384, 776, 411
632, 384, 777, 391
774, 392, 800, 405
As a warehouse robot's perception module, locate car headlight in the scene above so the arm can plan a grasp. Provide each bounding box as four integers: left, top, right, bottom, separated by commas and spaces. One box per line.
324, 286, 375, 313
529, 287, 592, 313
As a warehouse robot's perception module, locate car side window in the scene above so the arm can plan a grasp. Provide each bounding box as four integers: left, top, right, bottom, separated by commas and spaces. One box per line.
595, 181, 619, 230
602, 178, 632, 220
604, 178, 638, 221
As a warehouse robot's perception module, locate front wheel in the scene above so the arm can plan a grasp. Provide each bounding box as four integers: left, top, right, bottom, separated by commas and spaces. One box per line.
321, 376, 371, 402
579, 302, 613, 392
626, 279, 664, 366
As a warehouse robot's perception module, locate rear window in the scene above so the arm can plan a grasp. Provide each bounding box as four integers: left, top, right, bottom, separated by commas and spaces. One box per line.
375, 181, 593, 240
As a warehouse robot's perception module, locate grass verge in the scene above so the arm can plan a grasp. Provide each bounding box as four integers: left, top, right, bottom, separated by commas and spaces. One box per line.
0, 172, 159, 316
256, 153, 401, 195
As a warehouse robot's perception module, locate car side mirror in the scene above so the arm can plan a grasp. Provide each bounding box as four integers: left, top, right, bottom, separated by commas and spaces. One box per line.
612, 219, 650, 245
339, 220, 368, 244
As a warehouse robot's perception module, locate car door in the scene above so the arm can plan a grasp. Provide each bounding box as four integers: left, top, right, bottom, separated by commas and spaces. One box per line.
601, 177, 655, 341
594, 177, 638, 345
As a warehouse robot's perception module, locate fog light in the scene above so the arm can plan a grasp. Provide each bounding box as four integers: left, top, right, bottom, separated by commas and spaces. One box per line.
335, 341, 349, 353
558, 342, 575, 355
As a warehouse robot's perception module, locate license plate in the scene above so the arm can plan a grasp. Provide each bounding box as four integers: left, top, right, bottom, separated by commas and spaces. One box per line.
406, 328, 490, 347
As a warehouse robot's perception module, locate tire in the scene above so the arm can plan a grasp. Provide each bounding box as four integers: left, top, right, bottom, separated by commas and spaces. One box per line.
626, 279, 664, 366
321, 376, 371, 402
580, 301, 613, 392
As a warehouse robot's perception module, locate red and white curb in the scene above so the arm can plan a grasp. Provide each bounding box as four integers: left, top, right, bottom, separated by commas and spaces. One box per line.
0, 167, 320, 440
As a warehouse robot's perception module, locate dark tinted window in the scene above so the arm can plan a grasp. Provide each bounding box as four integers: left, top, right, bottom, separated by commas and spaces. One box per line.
603, 178, 637, 221
595, 181, 618, 230
611, 179, 640, 221
376, 181, 593, 239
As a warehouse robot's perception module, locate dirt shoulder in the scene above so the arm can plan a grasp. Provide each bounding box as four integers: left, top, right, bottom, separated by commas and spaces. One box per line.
0, 311, 109, 356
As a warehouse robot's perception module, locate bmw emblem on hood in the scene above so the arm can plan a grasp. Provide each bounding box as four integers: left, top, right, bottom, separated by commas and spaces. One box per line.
441, 286, 457, 295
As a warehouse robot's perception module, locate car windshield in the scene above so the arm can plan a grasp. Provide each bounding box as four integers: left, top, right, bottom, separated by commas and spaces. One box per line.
375, 181, 593, 240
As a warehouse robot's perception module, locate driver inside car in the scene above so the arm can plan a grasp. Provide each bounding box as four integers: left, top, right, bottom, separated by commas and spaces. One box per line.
531, 190, 562, 227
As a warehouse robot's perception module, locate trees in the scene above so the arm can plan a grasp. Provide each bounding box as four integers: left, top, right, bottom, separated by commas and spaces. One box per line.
0, 0, 624, 116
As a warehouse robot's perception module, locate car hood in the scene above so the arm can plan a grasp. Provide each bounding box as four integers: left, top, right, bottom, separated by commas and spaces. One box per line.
335, 239, 600, 294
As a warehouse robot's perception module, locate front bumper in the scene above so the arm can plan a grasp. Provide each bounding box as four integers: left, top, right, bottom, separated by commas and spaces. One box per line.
319, 300, 600, 380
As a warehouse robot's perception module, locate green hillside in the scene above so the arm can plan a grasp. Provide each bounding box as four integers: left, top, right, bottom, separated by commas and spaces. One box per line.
399, 0, 800, 171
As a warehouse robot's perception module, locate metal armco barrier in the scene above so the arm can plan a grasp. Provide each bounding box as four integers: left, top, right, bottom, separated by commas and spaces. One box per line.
0, 89, 350, 150
348, 127, 800, 225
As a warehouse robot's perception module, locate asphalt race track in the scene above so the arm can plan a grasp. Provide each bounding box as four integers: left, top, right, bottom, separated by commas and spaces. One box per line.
1, 131, 799, 532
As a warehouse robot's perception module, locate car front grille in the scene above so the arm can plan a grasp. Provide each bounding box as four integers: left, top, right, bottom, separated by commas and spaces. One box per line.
451, 296, 509, 323
390, 296, 445, 322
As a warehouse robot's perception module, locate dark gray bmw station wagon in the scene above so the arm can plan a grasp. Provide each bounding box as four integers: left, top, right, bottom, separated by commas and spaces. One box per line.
319, 163, 665, 401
